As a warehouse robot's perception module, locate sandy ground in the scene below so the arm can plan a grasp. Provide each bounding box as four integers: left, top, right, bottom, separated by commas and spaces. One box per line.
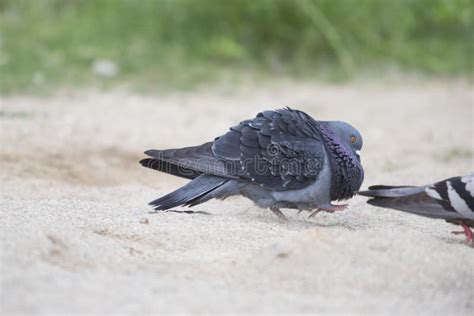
1, 79, 473, 314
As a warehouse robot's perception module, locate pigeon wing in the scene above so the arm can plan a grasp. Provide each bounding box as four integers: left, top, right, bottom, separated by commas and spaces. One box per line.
212, 108, 326, 191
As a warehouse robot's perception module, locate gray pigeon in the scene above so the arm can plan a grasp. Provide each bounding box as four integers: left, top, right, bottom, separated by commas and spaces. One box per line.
140, 108, 364, 219
358, 173, 474, 244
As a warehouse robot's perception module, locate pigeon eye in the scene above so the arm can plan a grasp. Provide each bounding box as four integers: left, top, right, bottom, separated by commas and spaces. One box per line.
350, 136, 357, 144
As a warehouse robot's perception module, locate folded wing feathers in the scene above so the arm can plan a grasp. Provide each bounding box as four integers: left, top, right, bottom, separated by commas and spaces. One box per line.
148, 175, 227, 210
142, 108, 326, 197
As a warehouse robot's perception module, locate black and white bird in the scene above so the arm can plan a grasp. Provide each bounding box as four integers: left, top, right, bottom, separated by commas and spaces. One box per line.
358, 173, 474, 244
140, 108, 364, 219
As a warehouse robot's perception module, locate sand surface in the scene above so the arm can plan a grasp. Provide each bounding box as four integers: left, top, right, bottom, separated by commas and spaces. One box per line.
1, 79, 473, 314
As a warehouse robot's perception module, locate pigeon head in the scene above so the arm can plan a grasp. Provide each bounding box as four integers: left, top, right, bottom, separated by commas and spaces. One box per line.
325, 121, 363, 158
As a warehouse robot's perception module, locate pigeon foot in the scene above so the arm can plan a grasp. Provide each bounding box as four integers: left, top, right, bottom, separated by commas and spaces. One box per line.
451, 223, 473, 244
270, 206, 288, 221
308, 204, 348, 219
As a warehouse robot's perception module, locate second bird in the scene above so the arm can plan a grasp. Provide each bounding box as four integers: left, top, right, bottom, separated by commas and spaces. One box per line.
140, 108, 364, 219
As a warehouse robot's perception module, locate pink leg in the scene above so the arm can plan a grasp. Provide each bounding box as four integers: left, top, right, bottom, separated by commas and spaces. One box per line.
451, 223, 473, 244
308, 204, 348, 219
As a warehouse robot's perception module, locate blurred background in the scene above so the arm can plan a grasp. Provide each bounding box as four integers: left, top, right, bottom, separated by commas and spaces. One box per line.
0, 0, 472, 94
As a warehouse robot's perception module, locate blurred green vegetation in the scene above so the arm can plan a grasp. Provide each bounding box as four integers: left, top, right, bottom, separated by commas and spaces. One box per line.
0, 0, 472, 94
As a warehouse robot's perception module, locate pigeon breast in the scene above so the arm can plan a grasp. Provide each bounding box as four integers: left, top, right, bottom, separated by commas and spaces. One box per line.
319, 122, 364, 201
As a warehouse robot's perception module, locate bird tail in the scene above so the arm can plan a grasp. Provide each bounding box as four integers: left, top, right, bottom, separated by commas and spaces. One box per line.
357, 185, 425, 198
139, 147, 205, 180
139, 143, 236, 180
358, 185, 462, 220
149, 174, 228, 211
